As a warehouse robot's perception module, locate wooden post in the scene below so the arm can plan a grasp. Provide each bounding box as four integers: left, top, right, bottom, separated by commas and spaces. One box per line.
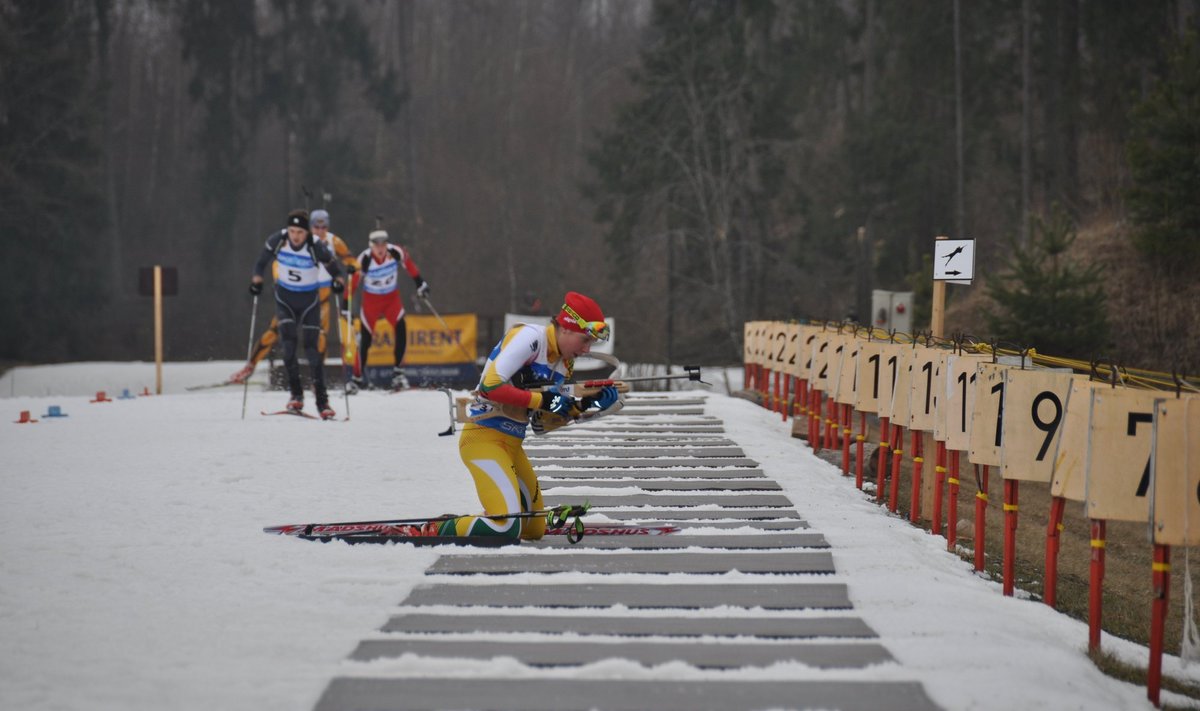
1089, 519, 1107, 652
889, 425, 904, 513
1045, 496, 1066, 608
841, 403, 852, 477
154, 265, 164, 395
1149, 544, 1170, 707
947, 449, 960, 550
910, 430, 924, 524
876, 417, 891, 503
1003, 479, 1019, 596
975, 464, 989, 571
855, 411, 866, 490
931, 235, 947, 338
932, 440, 947, 536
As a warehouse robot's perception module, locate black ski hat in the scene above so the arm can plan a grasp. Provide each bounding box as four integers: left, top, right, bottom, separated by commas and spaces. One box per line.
287, 209, 309, 231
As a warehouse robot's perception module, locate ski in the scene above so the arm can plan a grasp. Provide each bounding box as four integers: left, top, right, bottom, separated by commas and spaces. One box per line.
186, 381, 241, 391
260, 409, 320, 420
545, 524, 680, 536
269, 522, 427, 536
297, 534, 518, 547
264, 503, 589, 538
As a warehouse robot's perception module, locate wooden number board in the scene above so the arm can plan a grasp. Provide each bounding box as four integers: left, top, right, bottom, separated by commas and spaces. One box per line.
797, 326, 818, 381
889, 345, 917, 429
1151, 396, 1200, 545
754, 322, 768, 371
968, 363, 1009, 467
939, 353, 989, 450
875, 343, 902, 421
1000, 369, 1076, 483
824, 334, 848, 401
1048, 379, 1104, 502
784, 323, 801, 379
743, 322, 753, 366
907, 347, 942, 433
835, 335, 861, 406
854, 340, 886, 414
1085, 386, 1161, 522
769, 322, 789, 373
810, 331, 833, 392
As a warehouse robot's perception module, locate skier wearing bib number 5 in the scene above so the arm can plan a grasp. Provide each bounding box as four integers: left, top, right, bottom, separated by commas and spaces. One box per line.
434, 292, 620, 541
249, 209, 346, 419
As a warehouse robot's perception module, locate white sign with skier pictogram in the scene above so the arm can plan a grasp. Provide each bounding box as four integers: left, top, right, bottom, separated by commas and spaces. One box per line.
933, 239, 975, 283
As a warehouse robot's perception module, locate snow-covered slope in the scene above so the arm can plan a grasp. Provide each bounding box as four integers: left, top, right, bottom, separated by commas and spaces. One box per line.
0, 363, 1195, 710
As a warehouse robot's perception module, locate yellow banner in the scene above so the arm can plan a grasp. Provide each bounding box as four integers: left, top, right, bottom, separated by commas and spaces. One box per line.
402, 313, 477, 365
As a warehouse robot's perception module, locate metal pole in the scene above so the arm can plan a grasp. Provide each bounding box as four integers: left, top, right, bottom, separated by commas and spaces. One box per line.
154, 266, 164, 394
241, 295, 259, 420
334, 293, 350, 420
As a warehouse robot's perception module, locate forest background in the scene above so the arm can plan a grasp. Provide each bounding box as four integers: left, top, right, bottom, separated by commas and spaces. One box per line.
3, 0, 1197, 372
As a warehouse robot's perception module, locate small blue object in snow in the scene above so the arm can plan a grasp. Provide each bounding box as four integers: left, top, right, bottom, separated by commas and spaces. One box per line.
118, 389, 137, 400
42, 405, 69, 417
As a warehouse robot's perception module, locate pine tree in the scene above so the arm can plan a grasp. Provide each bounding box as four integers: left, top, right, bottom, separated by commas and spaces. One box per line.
0, 0, 109, 360
1126, 32, 1200, 273
984, 208, 1108, 359
584, 1, 822, 360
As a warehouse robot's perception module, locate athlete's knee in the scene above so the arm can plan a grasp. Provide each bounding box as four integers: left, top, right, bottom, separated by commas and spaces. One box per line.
302, 327, 320, 350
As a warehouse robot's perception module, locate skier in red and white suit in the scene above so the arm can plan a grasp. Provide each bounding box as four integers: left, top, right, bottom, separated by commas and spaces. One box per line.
352, 229, 429, 390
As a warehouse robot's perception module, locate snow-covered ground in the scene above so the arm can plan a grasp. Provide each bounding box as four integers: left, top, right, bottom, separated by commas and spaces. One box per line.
1, 361, 1197, 710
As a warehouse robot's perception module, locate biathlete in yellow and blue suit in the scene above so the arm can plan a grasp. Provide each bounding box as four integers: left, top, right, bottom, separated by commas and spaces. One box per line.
439, 292, 620, 540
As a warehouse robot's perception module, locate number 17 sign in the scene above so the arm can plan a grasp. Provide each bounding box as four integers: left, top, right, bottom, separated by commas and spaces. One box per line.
1085, 387, 1159, 522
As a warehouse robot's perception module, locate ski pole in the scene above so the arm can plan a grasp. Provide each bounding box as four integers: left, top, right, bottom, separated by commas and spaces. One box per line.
419, 294, 481, 376
437, 387, 456, 437
240, 294, 259, 420
333, 292, 350, 420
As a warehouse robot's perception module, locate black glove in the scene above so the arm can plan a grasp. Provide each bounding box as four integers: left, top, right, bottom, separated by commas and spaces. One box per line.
330, 279, 345, 294
345, 263, 357, 274
581, 385, 619, 412
249, 282, 263, 296
415, 277, 430, 299
539, 391, 576, 417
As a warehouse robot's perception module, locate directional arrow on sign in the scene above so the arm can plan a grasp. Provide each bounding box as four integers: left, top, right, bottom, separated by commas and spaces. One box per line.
933, 239, 975, 282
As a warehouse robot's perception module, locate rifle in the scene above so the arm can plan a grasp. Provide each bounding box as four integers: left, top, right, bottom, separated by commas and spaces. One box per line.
532, 364, 707, 399
454, 366, 709, 432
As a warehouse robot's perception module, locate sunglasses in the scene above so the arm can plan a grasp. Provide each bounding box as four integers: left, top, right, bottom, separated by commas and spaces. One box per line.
562, 304, 610, 341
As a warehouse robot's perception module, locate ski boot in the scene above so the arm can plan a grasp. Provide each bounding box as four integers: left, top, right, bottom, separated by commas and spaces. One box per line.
285, 398, 304, 412
419, 515, 458, 537
345, 375, 367, 395
228, 362, 255, 384
390, 368, 410, 391
315, 384, 335, 420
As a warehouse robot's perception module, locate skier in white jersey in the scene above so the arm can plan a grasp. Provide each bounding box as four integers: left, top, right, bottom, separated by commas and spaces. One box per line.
249, 209, 346, 419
